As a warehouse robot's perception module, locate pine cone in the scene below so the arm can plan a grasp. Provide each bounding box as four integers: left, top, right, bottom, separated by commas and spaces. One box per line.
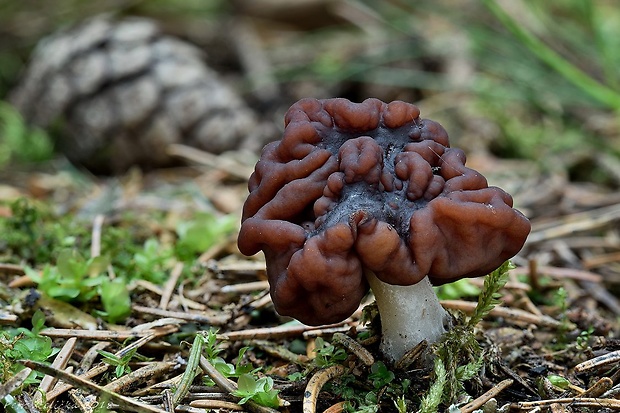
10, 15, 267, 173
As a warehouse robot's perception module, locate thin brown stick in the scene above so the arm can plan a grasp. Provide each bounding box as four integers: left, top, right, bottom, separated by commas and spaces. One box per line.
252, 340, 310, 365
40, 325, 178, 340
440, 300, 568, 328
131, 317, 186, 331
46, 364, 109, 401
167, 144, 253, 179
34, 337, 77, 404
188, 400, 244, 410
303, 365, 346, 413
7, 274, 35, 288
221, 281, 270, 294
512, 397, 620, 410
394, 340, 428, 371
0, 262, 25, 276
21, 360, 169, 413
132, 305, 230, 325
332, 333, 374, 366
0, 368, 32, 400
510, 265, 602, 282
528, 203, 620, 243
579, 377, 613, 398
460, 379, 513, 413
220, 321, 354, 341
104, 362, 176, 393
584, 251, 620, 269
76, 342, 111, 374
574, 350, 620, 373
303, 326, 354, 338
160, 262, 184, 311
48, 334, 159, 401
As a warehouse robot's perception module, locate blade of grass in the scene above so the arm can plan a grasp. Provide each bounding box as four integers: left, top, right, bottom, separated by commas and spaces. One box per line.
579, 0, 619, 90
482, 0, 620, 110
172, 334, 203, 405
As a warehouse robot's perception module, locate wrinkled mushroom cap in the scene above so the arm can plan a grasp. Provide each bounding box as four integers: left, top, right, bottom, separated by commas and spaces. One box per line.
238, 98, 531, 325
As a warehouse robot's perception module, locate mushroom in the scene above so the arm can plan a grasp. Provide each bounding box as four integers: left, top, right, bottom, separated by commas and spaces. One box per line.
237, 98, 531, 362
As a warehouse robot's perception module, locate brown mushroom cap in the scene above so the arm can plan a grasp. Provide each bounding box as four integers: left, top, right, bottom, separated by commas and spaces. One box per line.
238, 98, 531, 325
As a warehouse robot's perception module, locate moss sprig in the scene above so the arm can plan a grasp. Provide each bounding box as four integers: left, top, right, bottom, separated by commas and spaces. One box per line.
422, 260, 513, 409
468, 260, 513, 328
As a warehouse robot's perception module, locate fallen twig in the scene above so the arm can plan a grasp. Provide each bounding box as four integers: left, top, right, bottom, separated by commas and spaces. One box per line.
579, 377, 613, 398
460, 379, 513, 413
332, 333, 374, 366
0, 368, 32, 400
574, 349, 620, 373
188, 399, 245, 410
160, 262, 184, 310
34, 337, 77, 404
20, 360, 169, 413
511, 397, 620, 410
40, 325, 178, 340
303, 364, 346, 413
510, 265, 602, 282
220, 321, 354, 341
441, 300, 569, 328
104, 362, 176, 393
132, 305, 230, 325
167, 144, 254, 179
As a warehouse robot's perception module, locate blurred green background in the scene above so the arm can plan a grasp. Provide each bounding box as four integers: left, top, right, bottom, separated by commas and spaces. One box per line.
0, 0, 619, 187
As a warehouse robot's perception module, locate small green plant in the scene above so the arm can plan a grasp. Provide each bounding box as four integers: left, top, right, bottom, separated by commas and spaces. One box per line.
324, 351, 403, 412
201, 330, 255, 381
131, 238, 173, 284
287, 371, 304, 382
576, 327, 594, 350
394, 395, 408, 413
552, 287, 575, 339
232, 374, 280, 408
25, 249, 109, 302
368, 361, 394, 389
97, 277, 132, 324
97, 347, 150, 378
344, 392, 380, 413
175, 213, 236, 260
0, 310, 57, 383
313, 337, 347, 368
200, 330, 280, 408
25, 249, 132, 323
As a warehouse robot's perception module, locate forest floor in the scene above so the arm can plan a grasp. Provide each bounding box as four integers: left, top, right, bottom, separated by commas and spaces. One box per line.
1, 147, 620, 413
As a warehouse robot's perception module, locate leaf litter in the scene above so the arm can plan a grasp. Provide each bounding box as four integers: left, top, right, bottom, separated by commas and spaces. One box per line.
1, 146, 620, 412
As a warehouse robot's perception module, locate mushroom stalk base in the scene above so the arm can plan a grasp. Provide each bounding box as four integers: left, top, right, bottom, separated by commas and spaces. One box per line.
365, 270, 448, 363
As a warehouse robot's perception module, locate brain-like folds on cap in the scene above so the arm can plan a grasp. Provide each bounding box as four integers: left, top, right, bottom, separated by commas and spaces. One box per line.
238, 98, 530, 325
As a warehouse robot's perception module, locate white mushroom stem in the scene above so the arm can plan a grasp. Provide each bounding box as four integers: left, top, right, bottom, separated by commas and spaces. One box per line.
365, 270, 449, 363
